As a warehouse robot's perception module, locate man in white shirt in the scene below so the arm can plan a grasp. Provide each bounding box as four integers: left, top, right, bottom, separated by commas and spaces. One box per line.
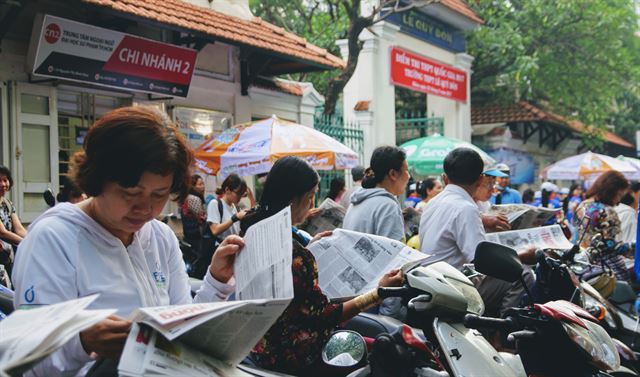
420, 148, 534, 317
615, 183, 639, 244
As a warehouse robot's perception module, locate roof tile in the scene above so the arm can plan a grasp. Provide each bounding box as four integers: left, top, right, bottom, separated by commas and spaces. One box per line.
472, 101, 633, 148
441, 0, 484, 24
81, 0, 345, 70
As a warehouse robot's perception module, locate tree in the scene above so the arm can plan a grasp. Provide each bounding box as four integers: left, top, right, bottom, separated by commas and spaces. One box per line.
467, 0, 640, 140
251, 0, 439, 115
610, 91, 640, 144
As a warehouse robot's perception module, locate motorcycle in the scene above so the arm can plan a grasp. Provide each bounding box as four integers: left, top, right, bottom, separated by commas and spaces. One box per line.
465, 241, 627, 377
343, 245, 527, 377
538, 234, 640, 360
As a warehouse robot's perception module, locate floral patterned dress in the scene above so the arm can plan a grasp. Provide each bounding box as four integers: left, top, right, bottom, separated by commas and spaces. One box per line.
180, 194, 206, 239
574, 199, 630, 282
251, 235, 343, 374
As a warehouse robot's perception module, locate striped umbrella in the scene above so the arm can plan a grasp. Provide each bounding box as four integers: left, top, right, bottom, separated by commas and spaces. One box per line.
399, 134, 496, 178
193, 116, 359, 178
540, 151, 639, 180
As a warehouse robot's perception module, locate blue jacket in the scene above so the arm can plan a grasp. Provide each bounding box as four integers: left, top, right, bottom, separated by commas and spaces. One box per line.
490, 187, 522, 204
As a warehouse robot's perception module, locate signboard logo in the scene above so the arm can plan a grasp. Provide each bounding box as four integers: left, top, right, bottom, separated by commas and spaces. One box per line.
33, 15, 197, 98
44, 23, 61, 44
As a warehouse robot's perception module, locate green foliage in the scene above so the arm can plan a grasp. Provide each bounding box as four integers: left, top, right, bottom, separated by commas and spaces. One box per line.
468, 0, 640, 137
610, 91, 640, 144
250, 0, 350, 95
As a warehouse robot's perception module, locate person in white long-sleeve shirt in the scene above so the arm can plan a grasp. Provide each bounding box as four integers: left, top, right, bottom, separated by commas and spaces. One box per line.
419, 148, 535, 317
11, 106, 242, 377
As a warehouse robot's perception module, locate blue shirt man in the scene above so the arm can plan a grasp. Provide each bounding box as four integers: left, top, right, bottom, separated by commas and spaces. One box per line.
489, 163, 522, 204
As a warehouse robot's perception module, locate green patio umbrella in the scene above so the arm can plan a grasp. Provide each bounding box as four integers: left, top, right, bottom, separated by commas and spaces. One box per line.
400, 134, 496, 178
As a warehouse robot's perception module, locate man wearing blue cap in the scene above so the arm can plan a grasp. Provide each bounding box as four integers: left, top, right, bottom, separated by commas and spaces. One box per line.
477, 167, 511, 232
490, 163, 522, 204
420, 148, 533, 317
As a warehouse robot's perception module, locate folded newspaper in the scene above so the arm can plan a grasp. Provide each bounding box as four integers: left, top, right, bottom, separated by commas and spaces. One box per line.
485, 224, 573, 250
308, 229, 429, 299
0, 295, 115, 377
302, 198, 346, 235
488, 204, 560, 230
119, 206, 295, 376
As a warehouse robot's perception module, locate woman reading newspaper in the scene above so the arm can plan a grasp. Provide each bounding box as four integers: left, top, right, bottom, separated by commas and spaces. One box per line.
241, 156, 403, 375
575, 171, 632, 282
11, 106, 243, 377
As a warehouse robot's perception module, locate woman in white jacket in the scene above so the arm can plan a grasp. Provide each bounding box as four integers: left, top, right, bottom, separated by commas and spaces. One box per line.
11, 106, 242, 377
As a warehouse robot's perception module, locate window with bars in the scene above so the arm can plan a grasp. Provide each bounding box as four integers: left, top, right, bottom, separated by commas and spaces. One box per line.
57, 90, 131, 188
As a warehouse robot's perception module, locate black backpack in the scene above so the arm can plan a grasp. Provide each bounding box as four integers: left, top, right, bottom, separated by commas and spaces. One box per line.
203, 199, 224, 245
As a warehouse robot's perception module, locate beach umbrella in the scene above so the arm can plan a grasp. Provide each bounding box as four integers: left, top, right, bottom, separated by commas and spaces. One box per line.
399, 134, 496, 178
540, 151, 639, 180
193, 115, 360, 178
618, 155, 640, 177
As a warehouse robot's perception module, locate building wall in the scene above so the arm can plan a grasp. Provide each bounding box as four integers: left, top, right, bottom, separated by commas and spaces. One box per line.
339, 19, 474, 164
0, 13, 323, 221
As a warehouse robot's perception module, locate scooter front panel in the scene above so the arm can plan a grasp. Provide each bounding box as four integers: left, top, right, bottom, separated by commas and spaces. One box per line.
433, 318, 526, 377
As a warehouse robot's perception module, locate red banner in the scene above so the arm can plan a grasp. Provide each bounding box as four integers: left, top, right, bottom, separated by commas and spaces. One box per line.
103, 35, 196, 85
390, 46, 467, 103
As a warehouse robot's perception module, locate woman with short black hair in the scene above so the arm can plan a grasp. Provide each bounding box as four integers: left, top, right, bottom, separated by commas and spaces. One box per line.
12, 106, 242, 377
326, 176, 346, 202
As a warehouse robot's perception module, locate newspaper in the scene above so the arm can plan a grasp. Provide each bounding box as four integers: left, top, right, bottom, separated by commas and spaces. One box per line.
119, 323, 252, 377
0, 295, 115, 377
124, 299, 291, 374
485, 224, 573, 250
234, 206, 294, 300
302, 198, 346, 235
488, 204, 560, 230
307, 229, 429, 299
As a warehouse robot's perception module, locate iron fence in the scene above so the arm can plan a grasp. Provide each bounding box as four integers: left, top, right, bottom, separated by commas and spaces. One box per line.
314, 114, 364, 200
395, 111, 444, 146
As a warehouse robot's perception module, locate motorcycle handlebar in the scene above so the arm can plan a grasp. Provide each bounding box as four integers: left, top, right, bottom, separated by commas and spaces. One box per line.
377, 286, 412, 299
464, 314, 514, 331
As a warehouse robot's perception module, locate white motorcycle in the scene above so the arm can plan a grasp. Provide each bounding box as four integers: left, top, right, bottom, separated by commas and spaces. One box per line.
340, 244, 527, 377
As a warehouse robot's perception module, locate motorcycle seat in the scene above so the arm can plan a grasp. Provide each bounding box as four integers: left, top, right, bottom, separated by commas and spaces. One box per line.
342, 312, 406, 339
609, 281, 636, 305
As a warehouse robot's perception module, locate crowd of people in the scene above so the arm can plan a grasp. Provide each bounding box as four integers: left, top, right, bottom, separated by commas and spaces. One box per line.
0, 104, 638, 376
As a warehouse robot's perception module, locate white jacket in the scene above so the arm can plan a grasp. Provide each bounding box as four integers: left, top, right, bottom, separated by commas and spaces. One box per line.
12, 203, 234, 377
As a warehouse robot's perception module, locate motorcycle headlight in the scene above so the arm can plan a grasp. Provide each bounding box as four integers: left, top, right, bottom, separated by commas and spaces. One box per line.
562, 321, 620, 371
445, 277, 484, 315
582, 293, 617, 330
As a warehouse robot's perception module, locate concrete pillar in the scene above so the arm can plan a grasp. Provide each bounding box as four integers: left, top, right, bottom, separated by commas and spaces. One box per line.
454, 52, 474, 142
354, 108, 374, 165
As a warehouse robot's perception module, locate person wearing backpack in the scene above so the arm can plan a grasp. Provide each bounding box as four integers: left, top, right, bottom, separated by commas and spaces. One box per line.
197, 174, 255, 278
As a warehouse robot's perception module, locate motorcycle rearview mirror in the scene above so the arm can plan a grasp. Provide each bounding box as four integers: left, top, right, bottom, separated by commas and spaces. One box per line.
43, 189, 56, 207
474, 241, 523, 283
322, 330, 367, 368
